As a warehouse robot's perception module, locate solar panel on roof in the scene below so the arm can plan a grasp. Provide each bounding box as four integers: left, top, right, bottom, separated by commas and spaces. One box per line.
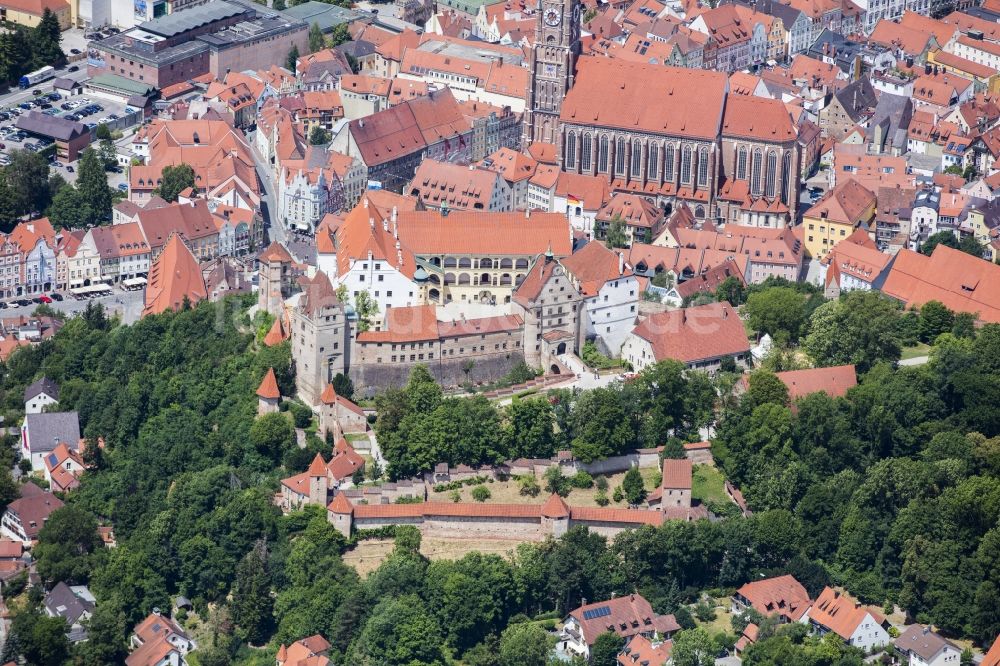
582, 606, 612, 621
47, 453, 57, 467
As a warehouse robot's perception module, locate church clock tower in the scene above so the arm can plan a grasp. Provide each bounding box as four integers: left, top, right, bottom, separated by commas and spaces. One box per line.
523, 0, 580, 148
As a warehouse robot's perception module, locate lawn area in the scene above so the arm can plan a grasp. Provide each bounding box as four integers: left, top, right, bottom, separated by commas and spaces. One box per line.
692, 464, 730, 506
427, 466, 663, 507
345, 432, 370, 442
901, 342, 931, 360
693, 597, 736, 639
343, 536, 530, 577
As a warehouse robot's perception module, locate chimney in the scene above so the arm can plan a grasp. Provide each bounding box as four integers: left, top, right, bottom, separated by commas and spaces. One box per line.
370, 216, 375, 230
363, 197, 369, 209
618, 251, 624, 275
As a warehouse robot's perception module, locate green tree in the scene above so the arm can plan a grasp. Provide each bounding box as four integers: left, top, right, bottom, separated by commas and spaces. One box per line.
47, 185, 87, 228
30, 9, 63, 68
716, 275, 747, 306
354, 289, 379, 332
7, 606, 69, 666
605, 214, 628, 248
308, 22, 326, 52
503, 397, 555, 459
249, 412, 295, 467
803, 291, 902, 371
499, 622, 554, 666
921, 230, 958, 256
590, 632, 624, 666
154, 163, 196, 202
272, 0, 286, 8
671, 628, 718, 666
309, 124, 331, 145
621, 466, 646, 505
329, 22, 351, 46
76, 147, 113, 224
958, 234, 985, 258
352, 594, 445, 665
543, 464, 569, 497
919, 301, 955, 343
7, 149, 52, 215
745, 287, 808, 343
286, 45, 300, 72
75, 604, 129, 665
471, 485, 491, 502
231, 541, 273, 645
569, 387, 632, 462
34, 505, 103, 585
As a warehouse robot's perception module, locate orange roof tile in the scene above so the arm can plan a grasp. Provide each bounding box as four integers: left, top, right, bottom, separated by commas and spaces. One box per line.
773, 365, 857, 400
984, 634, 1000, 666
722, 95, 796, 142
662, 459, 692, 489
260, 241, 293, 263
803, 179, 875, 226
630, 302, 750, 364
264, 315, 289, 347
560, 242, 630, 297
541, 493, 570, 518
307, 453, 327, 476
736, 574, 811, 622
327, 492, 354, 514
560, 57, 727, 141
142, 234, 207, 317
257, 368, 281, 400
807, 587, 885, 641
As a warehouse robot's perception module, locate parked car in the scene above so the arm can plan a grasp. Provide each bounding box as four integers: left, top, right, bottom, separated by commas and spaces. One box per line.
0, 302, 7, 310
67, 65, 79, 72
31, 89, 42, 96
70, 48, 81, 55
66, 166, 74, 172
37, 295, 51, 303
50, 293, 63, 301
117, 183, 128, 191
39, 103, 52, 109
18, 103, 31, 110
47, 93, 60, 101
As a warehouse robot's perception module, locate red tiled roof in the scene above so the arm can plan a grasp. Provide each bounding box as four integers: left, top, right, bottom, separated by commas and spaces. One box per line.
541, 493, 570, 518
630, 302, 749, 364
661, 459, 692, 490
256, 368, 281, 400
806, 587, 885, 641
880, 245, 1000, 323
560, 241, 630, 297
260, 241, 292, 263
773, 365, 857, 400
570, 594, 680, 646
984, 634, 1000, 666
722, 95, 796, 142
735, 574, 811, 622
560, 57, 727, 141
803, 178, 875, 226
618, 635, 672, 666
141, 234, 207, 317
327, 492, 354, 514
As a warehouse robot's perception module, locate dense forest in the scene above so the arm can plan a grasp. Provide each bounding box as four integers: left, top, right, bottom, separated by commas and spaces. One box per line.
0, 288, 996, 664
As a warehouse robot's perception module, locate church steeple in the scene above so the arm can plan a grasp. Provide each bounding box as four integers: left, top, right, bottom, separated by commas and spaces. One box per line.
523, 0, 581, 148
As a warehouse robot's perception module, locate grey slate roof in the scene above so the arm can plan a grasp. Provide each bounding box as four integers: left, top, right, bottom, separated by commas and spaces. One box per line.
43, 582, 95, 627
138, 0, 248, 38
895, 625, 958, 662
24, 377, 59, 403
15, 111, 88, 143
24, 412, 80, 454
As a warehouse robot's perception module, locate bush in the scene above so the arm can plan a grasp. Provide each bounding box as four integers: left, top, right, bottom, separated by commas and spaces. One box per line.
595, 489, 609, 506
518, 474, 541, 497
471, 485, 491, 502
581, 341, 619, 370
694, 599, 716, 622
570, 471, 594, 489
450, 490, 461, 503
543, 466, 570, 496
286, 401, 313, 428
612, 486, 624, 503
595, 476, 609, 491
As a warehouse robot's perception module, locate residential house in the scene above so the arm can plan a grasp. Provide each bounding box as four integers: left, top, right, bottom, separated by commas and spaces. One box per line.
86, 223, 151, 285
595, 194, 666, 246
135, 200, 219, 261
24, 377, 58, 415
480, 147, 537, 210
560, 594, 680, 661
819, 79, 878, 142
43, 442, 86, 493
406, 160, 512, 212
43, 582, 95, 643
126, 611, 196, 666
21, 411, 80, 472
0, 483, 63, 544
801, 179, 877, 259
821, 232, 893, 296
732, 575, 811, 623
276, 634, 331, 666
621, 302, 751, 373
560, 241, 639, 356
895, 624, 962, 666
617, 634, 672, 666
802, 587, 891, 652
10, 219, 56, 295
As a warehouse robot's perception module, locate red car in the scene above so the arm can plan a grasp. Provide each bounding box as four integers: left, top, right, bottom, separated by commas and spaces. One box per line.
37, 294, 52, 303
